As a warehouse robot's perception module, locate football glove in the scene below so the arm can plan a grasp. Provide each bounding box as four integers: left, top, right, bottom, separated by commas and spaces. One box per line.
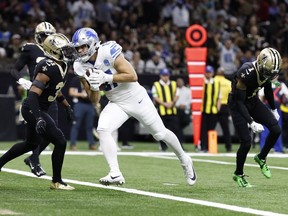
88, 69, 113, 85
250, 121, 264, 133
35, 117, 46, 135
271, 109, 280, 121
90, 82, 100, 91
65, 105, 73, 122
17, 78, 32, 90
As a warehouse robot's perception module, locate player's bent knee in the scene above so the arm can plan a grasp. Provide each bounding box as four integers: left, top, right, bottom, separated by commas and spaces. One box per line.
239, 137, 252, 149
54, 137, 66, 149
153, 130, 167, 141
270, 124, 281, 136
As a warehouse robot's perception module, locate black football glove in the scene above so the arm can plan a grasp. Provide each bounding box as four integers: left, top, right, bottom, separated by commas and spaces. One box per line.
65, 105, 73, 122
35, 117, 46, 135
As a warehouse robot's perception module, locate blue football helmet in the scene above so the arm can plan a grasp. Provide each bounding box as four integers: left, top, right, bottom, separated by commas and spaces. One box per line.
71, 27, 101, 62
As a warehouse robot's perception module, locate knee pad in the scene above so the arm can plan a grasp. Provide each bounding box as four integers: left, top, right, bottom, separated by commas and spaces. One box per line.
153, 130, 167, 141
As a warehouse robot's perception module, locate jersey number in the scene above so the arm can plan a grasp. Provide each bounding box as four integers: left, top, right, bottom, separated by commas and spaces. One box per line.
48, 82, 65, 102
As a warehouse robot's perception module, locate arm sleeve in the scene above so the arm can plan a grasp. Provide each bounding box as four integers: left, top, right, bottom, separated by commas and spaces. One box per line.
264, 83, 276, 110
234, 88, 253, 124
26, 91, 41, 119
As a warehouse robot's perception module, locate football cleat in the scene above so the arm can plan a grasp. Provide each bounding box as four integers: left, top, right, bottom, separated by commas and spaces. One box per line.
99, 173, 125, 186
50, 181, 75, 190
254, 154, 271, 178
181, 156, 197, 186
121, 144, 134, 149
233, 174, 252, 187
24, 157, 46, 177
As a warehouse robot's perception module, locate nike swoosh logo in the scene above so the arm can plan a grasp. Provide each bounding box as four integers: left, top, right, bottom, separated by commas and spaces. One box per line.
110, 175, 120, 180
138, 98, 143, 104
190, 168, 197, 181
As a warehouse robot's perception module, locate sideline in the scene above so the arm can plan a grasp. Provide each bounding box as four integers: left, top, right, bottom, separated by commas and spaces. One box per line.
1, 168, 287, 216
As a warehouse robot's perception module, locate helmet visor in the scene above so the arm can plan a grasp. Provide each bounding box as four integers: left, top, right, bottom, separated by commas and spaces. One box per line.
62, 45, 78, 62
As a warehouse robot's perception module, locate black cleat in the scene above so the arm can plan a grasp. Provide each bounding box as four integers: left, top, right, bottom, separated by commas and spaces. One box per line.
24, 157, 46, 177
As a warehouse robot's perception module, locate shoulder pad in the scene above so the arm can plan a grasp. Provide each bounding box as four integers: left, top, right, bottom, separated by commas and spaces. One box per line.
21, 43, 34, 52
99, 41, 122, 60
21, 43, 42, 53
237, 62, 253, 80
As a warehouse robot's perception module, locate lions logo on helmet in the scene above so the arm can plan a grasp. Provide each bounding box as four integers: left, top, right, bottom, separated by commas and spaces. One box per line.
42, 33, 76, 63
35, 22, 56, 45
257, 47, 282, 80
71, 27, 101, 62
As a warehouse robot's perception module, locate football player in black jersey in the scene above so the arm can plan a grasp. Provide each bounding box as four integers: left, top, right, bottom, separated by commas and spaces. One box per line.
10, 22, 57, 177
228, 47, 282, 187
0, 33, 77, 190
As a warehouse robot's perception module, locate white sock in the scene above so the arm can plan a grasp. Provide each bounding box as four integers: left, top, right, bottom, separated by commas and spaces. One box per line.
98, 130, 121, 174
162, 129, 187, 163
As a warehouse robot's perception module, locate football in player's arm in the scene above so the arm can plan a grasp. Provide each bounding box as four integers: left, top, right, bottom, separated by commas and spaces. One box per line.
71, 27, 197, 187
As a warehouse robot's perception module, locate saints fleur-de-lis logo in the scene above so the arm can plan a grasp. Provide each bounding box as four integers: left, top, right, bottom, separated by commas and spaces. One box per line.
42, 65, 48, 71
241, 73, 245, 78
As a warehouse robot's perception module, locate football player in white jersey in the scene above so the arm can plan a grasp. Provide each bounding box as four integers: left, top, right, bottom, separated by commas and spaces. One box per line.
71, 27, 197, 186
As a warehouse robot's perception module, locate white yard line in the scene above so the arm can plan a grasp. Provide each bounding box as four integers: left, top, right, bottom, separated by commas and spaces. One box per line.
1, 150, 288, 158
149, 155, 288, 171
0, 151, 288, 216
0, 209, 22, 215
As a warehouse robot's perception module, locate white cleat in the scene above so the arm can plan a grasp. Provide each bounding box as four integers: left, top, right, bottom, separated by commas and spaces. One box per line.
99, 173, 125, 186
50, 181, 75, 190
181, 156, 197, 186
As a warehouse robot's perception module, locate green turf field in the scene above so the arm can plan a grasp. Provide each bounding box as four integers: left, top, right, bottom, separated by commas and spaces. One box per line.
0, 141, 287, 216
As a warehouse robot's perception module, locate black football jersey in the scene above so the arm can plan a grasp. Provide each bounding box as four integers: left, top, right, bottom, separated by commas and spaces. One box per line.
33, 58, 68, 110
15, 43, 45, 81
232, 62, 271, 100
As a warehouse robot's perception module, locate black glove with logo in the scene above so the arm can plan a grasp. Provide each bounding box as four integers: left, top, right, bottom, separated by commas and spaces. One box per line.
65, 105, 73, 122
35, 117, 46, 135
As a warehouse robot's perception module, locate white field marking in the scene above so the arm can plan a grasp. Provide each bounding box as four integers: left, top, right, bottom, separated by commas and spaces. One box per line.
1, 151, 287, 158
0, 209, 22, 215
148, 155, 288, 171
163, 183, 178, 186
1, 168, 288, 216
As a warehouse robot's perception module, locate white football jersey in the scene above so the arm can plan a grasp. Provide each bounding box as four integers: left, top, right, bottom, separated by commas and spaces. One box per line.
73, 41, 140, 102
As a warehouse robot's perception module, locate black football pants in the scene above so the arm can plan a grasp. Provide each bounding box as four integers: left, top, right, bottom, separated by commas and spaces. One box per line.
0, 105, 66, 182
229, 97, 281, 175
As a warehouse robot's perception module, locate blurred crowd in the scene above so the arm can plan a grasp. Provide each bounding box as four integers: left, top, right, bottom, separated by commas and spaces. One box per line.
0, 0, 288, 79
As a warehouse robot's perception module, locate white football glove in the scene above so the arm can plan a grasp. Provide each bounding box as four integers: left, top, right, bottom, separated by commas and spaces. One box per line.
90, 82, 100, 91
271, 109, 280, 121
17, 78, 32, 90
88, 69, 113, 85
250, 121, 264, 133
